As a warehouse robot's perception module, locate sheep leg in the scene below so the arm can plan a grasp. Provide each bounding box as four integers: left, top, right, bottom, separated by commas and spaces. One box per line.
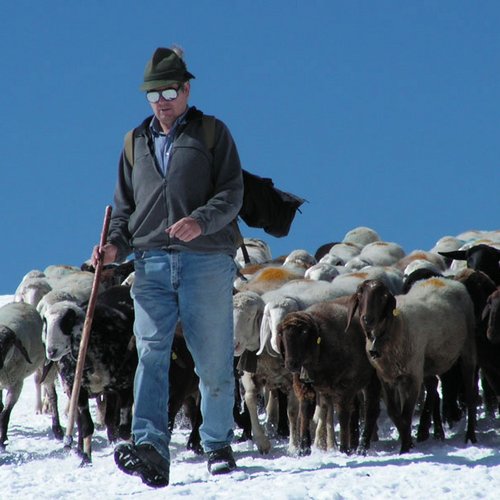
440, 362, 463, 428
398, 379, 419, 454
94, 393, 107, 428
382, 378, 418, 454
0, 382, 23, 449
313, 393, 329, 451
358, 374, 381, 455
118, 388, 133, 441
326, 398, 337, 450
233, 377, 252, 442
459, 356, 478, 444
104, 391, 120, 443
432, 389, 445, 440
276, 389, 290, 439
45, 381, 63, 440
480, 372, 498, 418
349, 396, 360, 452
292, 374, 316, 456
265, 388, 279, 436
76, 388, 94, 464
286, 388, 300, 453
337, 395, 359, 455
242, 372, 271, 454
417, 376, 438, 442
34, 367, 43, 414
185, 394, 203, 455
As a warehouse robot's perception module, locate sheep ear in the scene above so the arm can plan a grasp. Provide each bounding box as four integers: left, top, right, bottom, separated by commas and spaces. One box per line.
481, 302, 491, 322
61, 308, 77, 335
40, 360, 55, 383
13, 337, 33, 364
346, 293, 359, 332
438, 250, 467, 261
385, 293, 397, 318
306, 313, 321, 340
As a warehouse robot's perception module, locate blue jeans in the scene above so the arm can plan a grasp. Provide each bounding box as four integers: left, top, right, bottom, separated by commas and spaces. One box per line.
130, 249, 236, 462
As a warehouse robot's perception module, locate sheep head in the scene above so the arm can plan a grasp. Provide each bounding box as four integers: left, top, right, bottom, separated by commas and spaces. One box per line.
483, 288, 500, 344
0, 325, 32, 369
257, 296, 301, 356
439, 244, 500, 285
278, 311, 321, 373
43, 301, 85, 361
233, 291, 264, 356
346, 279, 396, 359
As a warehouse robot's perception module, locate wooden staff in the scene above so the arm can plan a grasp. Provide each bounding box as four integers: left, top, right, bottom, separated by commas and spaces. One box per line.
63, 205, 112, 449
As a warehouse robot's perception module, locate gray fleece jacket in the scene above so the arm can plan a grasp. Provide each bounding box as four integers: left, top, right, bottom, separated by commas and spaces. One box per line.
107, 107, 243, 261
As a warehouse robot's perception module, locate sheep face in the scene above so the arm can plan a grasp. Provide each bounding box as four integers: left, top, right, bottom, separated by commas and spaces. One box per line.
347, 280, 396, 359
233, 292, 264, 356
484, 289, 500, 343
279, 312, 320, 373
44, 302, 85, 361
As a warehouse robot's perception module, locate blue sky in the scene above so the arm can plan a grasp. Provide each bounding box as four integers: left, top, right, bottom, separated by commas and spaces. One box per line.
1, 1, 499, 294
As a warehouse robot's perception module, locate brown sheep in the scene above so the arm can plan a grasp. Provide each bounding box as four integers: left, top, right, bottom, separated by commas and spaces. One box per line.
278, 300, 381, 455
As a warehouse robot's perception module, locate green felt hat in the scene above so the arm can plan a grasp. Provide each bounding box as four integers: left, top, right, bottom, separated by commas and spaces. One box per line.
140, 47, 195, 91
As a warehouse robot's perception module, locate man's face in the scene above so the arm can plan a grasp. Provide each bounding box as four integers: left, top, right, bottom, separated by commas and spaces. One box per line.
149, 81, 190, 131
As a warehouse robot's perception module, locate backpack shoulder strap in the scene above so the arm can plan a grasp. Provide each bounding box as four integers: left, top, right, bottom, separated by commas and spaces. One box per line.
201, 114, 216, 152
124, 129, 135, 166
200, 114, 246, 259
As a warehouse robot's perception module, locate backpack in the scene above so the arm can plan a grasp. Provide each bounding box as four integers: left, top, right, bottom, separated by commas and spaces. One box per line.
124, 115, 305, 259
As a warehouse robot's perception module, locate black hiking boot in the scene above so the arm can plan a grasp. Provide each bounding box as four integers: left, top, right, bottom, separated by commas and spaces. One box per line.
114, 442, 170, 488
207, 445, 237, 475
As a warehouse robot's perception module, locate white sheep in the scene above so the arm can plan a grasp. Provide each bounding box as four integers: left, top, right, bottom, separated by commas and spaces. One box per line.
326, 242, 362, 264
402, 259, 443, 278
234, 238, 273, 268
233, 291, 265, 357
233, 290, 302, 455
258, 280, 350, 356
43, 264, 81, 279
395, 250, 447, 274
346, 277, 477, 453
342, 226, 381, 247
430, 235, 465, 256
354, 241, 406, 267
0, 302, 46, 448
236, 266, 304, 295
304, 262, 340, 282
283, 249, 317, 272
14, 276, 52, 306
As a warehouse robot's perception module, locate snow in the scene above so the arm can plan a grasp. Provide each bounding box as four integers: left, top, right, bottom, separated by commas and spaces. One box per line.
1, 292, 500, 499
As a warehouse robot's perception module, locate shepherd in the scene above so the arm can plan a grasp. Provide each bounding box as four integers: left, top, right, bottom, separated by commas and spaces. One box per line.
91, 45, 243, 488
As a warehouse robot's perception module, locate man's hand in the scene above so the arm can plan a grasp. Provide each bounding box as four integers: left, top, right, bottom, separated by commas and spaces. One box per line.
91, 243, 118, 267
166, 217, 202, 242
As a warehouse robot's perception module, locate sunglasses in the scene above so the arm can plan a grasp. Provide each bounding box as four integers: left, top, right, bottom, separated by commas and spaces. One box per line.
146, 88, 181, 103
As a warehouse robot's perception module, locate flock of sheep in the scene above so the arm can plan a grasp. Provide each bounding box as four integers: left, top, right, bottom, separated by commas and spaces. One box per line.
1, 226, 500, 465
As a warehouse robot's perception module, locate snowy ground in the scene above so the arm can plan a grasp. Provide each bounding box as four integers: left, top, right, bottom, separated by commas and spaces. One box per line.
1, 294, 500, 499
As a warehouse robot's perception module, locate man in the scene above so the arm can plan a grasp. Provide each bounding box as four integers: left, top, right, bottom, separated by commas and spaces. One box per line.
92, 46, 243, 488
